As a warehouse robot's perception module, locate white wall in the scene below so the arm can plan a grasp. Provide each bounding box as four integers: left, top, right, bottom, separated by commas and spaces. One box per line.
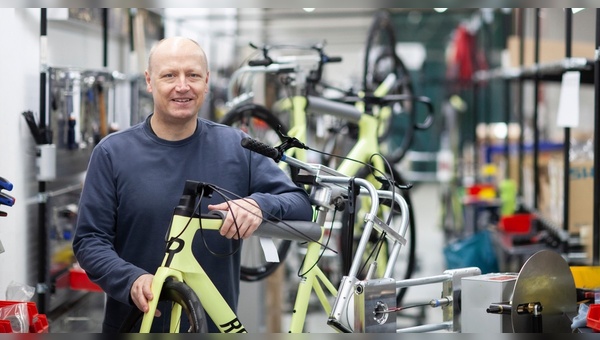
0, 8, 133, 301
0, 8, 41, 298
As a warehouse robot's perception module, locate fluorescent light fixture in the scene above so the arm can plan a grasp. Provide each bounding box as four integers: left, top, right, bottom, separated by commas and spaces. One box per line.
572, 8, 585, 14
434, 8, 447, 13
303, 8, 315, 12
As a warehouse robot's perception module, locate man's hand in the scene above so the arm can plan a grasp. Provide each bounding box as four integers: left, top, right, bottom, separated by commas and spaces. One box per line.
208, 198, 262, 239
130, 273, 161, 316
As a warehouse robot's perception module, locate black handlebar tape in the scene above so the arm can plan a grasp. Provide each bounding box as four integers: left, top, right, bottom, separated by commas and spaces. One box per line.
0, 177, 13, 191
241, 137, 280, 160
248, 58, 273, 67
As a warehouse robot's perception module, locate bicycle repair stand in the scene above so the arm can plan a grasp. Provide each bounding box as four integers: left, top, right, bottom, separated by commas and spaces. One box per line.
351, 267, 481, 333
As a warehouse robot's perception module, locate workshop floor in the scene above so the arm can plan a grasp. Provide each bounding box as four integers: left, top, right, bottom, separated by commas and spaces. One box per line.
48, 182, 448, 333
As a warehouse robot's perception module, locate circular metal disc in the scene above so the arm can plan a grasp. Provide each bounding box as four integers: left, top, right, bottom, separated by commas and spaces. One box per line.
511, 249, 577, 333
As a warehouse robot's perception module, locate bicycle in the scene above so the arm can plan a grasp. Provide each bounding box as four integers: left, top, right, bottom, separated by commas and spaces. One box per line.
361, 9, 416, 163
222, 42, 343, 282
119, 137, 412, 333
220, 43, 434, 306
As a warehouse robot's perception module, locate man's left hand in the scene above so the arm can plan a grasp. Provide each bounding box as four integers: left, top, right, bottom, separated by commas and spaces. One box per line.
208, 198, 262, 239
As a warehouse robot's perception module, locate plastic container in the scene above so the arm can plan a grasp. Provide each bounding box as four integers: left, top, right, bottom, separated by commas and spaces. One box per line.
587, 304, 600, 332
69, 266, 103, 292
499, 213, 533, 234
0, 301, 48, 333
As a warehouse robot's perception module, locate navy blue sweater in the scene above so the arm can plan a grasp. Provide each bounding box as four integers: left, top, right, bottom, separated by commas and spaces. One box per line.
72, 115, 313, 332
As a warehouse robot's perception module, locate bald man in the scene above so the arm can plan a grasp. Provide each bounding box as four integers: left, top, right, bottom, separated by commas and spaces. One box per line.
73, 37, 313, 333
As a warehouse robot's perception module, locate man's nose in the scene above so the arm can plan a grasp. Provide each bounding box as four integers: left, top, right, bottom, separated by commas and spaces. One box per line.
175, 75, 190, 91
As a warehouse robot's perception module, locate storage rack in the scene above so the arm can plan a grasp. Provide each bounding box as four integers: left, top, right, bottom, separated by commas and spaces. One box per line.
471, 8, 599, 266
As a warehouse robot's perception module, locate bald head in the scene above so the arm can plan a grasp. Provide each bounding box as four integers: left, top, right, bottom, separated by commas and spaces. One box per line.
147, 37, 208, 74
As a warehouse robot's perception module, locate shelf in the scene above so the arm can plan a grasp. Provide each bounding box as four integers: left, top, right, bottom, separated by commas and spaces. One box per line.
473, 57, 595, 83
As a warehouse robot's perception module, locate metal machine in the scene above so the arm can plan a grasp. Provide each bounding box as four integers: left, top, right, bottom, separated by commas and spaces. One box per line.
352, 249, 577, 333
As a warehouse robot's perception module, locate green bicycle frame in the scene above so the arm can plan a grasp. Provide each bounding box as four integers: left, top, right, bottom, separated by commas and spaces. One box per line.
336, 111, 384, 179
273, 72, 395, 181
140, 213, 247, 333
140, 208, 338, 333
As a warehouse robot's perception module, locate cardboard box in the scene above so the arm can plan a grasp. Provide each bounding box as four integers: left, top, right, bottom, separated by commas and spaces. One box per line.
568, 159, 593, 234
507, 35, 595, 68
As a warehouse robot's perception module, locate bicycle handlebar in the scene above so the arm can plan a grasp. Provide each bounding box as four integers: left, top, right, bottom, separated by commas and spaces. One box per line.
227, 42, 342, 105
240, 136, 282, 161
241, 137, 409, 286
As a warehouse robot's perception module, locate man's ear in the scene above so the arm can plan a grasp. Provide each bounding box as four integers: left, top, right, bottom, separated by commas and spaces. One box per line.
145, 70, 152, 93
204, 71, 210, 93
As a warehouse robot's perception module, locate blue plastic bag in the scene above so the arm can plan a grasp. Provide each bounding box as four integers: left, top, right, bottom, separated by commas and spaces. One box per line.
443, 229, 499, 273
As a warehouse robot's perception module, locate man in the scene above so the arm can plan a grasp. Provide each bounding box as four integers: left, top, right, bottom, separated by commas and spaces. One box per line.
72, 36, 313, 332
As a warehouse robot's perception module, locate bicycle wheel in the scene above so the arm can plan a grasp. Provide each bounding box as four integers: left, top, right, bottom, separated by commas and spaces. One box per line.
220, 103, 293, 282
339, 166, 416, 306
363, 9, 416, 163
119, 279, 208, 333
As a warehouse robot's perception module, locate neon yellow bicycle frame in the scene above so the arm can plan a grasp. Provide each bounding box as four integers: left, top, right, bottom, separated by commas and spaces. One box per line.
138, 208, 335, 333
140, 214, 247, 333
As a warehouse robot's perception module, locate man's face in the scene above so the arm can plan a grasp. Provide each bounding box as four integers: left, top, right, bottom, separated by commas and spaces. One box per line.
145, 39, 209, 122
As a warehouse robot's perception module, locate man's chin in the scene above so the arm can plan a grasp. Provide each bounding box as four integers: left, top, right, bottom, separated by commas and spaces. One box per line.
169, 111, 199, 120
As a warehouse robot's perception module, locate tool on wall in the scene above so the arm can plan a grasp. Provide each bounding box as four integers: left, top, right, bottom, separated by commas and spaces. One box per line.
0, 177, 14, 219
0, 176, 15, 255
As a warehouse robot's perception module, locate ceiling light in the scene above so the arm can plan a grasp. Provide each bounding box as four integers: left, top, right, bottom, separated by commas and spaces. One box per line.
434, 8, 447, 13
303, 8, 315, 12
572, 8, 585, 14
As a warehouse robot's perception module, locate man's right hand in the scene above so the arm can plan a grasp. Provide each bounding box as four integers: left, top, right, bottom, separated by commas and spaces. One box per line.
130, 273, 161, 316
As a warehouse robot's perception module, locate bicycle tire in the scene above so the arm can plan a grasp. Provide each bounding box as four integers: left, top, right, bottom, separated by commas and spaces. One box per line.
363, 9, 416, 164
220, 103, 293, 282
119, 279, 208, 333
339, 166, 416, 306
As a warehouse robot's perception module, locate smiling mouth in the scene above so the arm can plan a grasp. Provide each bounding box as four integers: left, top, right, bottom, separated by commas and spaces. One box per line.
172, 98, 192, 103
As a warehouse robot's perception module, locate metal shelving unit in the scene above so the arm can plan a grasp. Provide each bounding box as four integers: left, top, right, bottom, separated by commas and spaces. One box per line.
470, 8, 598, 266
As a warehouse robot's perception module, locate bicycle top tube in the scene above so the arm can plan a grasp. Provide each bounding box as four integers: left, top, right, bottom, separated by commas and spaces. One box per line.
254, 219, 322, 243
305, 95, 362, 124
191, 210, 322, 243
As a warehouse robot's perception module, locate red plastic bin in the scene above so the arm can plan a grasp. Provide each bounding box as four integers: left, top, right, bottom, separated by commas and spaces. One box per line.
69, 266, 103, 292
499, 213, 533, 234
588, 304, 600, 332
0, 301, 48, 333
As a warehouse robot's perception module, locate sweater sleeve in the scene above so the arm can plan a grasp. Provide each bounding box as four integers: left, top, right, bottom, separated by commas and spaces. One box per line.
246, 147, 313, 222
72, 144, 146, 306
